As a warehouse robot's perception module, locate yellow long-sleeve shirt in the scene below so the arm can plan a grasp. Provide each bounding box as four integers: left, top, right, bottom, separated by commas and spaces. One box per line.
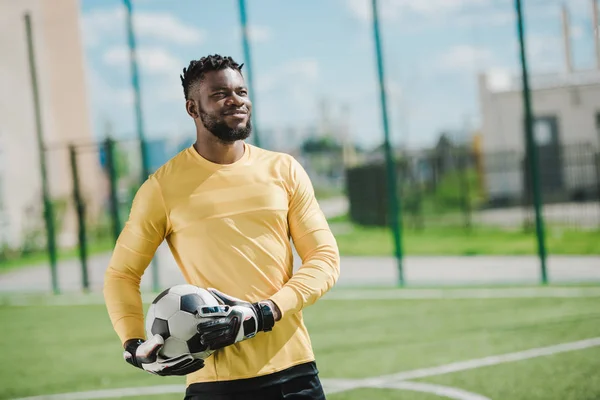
103, 143, 340, 386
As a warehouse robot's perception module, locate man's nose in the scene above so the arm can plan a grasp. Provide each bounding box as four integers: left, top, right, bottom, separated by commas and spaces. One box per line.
226, 93, 245, 107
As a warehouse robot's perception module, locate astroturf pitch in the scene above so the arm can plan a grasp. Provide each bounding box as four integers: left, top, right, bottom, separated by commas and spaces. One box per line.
2, 287, 600, 400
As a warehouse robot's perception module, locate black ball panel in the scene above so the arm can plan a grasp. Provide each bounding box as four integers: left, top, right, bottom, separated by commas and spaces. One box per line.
146, 285, 221, 360
152, 287, 171, 305
151, 318, 170, 340
180, 293, 203, 314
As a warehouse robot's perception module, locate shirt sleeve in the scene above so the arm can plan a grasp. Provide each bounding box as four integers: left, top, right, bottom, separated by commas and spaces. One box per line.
269, 157, 341, 318
103, 175, 170, 345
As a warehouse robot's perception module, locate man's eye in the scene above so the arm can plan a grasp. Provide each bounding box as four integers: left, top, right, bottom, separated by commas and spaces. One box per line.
239, 90, 248, 96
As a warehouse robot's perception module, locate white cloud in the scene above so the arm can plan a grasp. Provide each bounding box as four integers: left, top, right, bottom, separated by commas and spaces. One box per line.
84, 67, 135, 136
345, 0, 492, 22
80, 8, 123, 47
402, 0, 490, 15
387, 80, 403, 99
81, 7, 205, 47
454, 10, 514, 28
563, 0, 596, 19
251, 59, 320, 130
346, 0, 373, 21
134, 13, 204, 44
256, 59, 319, 93
571, 24, 584, 39
87, 67, 133, 108
526, 35, 563, 71
236, 25, 272, 43
152, 72, 186, 103
486, 67, 513, 91
103, 46, 182, 75
437, 45, 495, 72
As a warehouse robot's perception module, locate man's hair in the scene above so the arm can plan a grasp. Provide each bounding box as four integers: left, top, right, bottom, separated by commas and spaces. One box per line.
180, 54, 244, 100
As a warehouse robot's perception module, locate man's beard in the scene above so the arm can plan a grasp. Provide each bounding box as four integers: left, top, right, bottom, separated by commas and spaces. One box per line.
199, 108, 252, 143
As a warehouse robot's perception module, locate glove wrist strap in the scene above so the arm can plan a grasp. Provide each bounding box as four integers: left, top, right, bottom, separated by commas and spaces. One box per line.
123, 339, 144, 367
254, 301, 275, 332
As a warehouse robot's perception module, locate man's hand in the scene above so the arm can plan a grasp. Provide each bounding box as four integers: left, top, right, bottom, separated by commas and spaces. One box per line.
123, 334, 205, 376
196, 289, 278, 350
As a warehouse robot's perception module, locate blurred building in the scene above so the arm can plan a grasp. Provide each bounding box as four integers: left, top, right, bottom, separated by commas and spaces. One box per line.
0, 0, 104, 249
477, 2, 600, 206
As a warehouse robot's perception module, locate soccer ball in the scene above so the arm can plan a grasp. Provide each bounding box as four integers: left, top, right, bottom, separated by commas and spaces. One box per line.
145, 284, 220, 360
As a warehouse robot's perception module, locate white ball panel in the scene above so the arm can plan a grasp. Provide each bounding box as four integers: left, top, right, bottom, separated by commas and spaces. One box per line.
167, 310, 200, 342
160, 337, 190, 358
153, 293, 181, 320
196, 288, 220, 307
168, 284, 202, 296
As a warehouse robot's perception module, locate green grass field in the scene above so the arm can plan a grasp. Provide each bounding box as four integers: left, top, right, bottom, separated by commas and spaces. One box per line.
0, 238, 114, 273
332, 223, 600, 256
2, 287, 600, 400
2, 214, 598, 275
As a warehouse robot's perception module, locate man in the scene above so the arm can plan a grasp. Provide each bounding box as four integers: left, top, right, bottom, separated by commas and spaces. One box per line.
103, 54, 340, 400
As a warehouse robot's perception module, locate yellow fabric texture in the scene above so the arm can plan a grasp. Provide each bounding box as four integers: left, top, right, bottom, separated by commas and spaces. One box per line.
103, 143, 340, 385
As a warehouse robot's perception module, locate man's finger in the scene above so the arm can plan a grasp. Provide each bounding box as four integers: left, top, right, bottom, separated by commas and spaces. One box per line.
200, 328, 231, 343
162, 353, 195, 364
136, 334, 164, 363
200, 330, 231, 345
164, 358, 205, 376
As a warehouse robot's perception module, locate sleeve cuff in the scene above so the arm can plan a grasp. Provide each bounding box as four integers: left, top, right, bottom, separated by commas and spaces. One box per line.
269, 286, 302, 319
114, 316, 146, 345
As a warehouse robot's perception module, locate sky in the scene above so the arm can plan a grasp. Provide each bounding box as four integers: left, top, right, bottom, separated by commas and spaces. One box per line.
78, 0, 599, 151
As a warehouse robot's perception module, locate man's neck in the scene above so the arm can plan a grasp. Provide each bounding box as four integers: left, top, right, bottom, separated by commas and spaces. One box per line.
193, 135, 245, 165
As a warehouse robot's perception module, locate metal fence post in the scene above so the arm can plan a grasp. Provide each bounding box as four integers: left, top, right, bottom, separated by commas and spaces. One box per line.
371, 0, 404, 285
104, 138, 122, 244
595, 153, 600, 226
238, 0, 262, 148
459, 150, 472, 230
69, 145, 89, 291
515, 0, 548, 284
123, 0, 160, 291
24, 13, 59, 294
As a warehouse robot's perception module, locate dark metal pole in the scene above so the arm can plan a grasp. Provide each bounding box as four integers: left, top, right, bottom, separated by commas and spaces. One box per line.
515, 0, 548, 284
24, 13, 59, 294
69, 145, 89, 291
123, 0, 150, 181
238, 0, 262, 148
594, 153, 600, 223
459, 150, 472, 231
104, 138, 122, 244
371, 0, 404, 285
123, 0, 159, 291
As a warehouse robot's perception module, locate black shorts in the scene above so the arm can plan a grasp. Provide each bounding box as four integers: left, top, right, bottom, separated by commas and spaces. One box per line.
184, 362, 326, 400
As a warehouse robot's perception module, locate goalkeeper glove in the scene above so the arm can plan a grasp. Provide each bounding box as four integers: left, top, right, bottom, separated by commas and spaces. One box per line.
123, 334, 204, 376
196, 288, 277, 350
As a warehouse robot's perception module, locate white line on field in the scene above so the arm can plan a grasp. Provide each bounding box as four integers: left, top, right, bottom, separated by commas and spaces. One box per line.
326, 336, 600, 394
3, 287, 600, 307
376, 381, 491, 400
10, 385, 185, 400
12, 337, 600, 400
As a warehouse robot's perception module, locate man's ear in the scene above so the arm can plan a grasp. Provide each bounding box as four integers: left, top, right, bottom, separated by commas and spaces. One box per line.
186, 99, 199, 119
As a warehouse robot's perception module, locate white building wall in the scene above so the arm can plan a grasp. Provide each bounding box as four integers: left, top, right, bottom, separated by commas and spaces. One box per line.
478, 72, 600, 202
0, 0, 103, 249
480, 75, 600, 153
0, 0, 45, 249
